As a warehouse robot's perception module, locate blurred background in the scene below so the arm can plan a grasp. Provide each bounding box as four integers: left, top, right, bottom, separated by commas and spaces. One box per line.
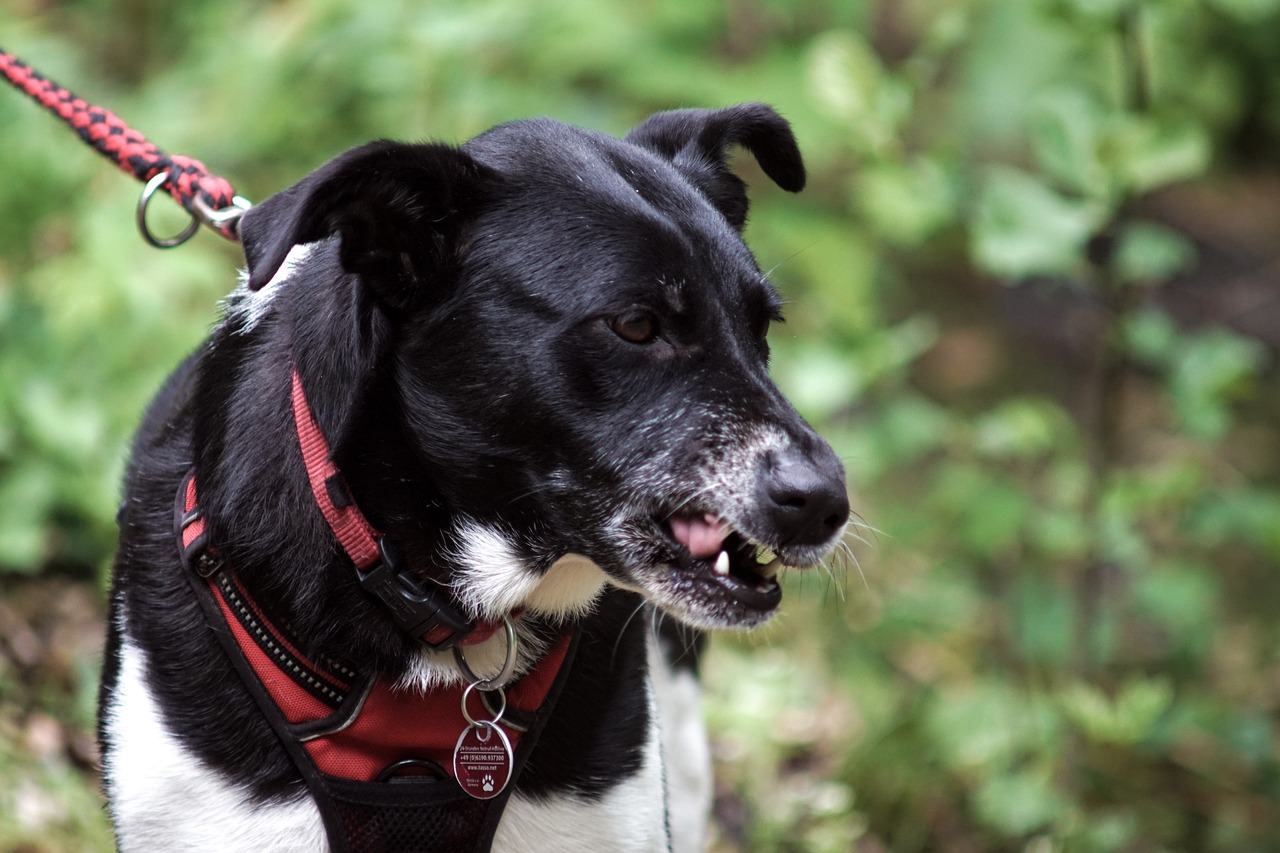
1, 0, 1278, 850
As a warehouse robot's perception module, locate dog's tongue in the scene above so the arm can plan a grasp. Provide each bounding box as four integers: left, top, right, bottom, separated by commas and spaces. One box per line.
670, 513, 730, 560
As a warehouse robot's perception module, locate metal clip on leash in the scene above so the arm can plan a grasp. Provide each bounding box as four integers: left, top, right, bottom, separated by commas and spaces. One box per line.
0, 49, 252, 249
137, 170, 253, 248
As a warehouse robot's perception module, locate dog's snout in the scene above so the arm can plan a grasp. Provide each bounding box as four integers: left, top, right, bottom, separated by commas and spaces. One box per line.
757, 446, 849, 548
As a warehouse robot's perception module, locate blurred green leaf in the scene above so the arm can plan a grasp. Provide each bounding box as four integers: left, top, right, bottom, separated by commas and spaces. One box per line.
806, 30, 913, 155
926, 683, 1061, 772
1110, 114, 1212, 195
0, 462, 56, 570
775, 342, 863, 422
1112, 221, 1197, 286
1050, 0, 1136, 20
973, 768, 1067, 836
1190, 488, 1280, 559
1206, 0, 1280, 22
971, 167, 1101, 279
931, 463, 1030, 559
1030, 86, 1111, 198
973, 397, 1074, 459
1168, 327, 1267, 439
1123, 308, 1180, 365
1011, 574, 1077, 667
870, 395, 955, 466
1060, 678, 1174, 745
1134, 559, 1219, 658
855, 156, 958, 246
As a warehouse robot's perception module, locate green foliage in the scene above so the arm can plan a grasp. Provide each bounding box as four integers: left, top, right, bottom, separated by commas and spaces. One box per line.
2, 0, 1279, 850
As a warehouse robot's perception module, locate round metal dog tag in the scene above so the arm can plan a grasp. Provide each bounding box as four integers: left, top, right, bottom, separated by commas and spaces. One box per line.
453, 721, 513, 800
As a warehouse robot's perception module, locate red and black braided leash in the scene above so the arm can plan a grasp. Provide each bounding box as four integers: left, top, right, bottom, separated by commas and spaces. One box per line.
0, 49, 249, 245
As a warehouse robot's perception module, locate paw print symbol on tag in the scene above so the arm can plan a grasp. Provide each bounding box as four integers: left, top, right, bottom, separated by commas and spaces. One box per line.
482, 775, 494, 793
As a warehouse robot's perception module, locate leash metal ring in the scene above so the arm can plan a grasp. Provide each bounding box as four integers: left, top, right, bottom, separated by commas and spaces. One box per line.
453, 616, 519, 691
136, 170, 200, 248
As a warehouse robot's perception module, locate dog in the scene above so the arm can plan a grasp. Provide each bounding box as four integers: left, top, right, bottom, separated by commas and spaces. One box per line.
98, 103, 849, 853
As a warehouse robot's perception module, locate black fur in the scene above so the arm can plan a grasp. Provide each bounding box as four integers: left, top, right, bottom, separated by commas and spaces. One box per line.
102, 104, 848, 828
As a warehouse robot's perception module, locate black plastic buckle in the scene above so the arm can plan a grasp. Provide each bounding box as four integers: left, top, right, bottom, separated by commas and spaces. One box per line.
356, 538, 474, 651
178, 509, 224, 578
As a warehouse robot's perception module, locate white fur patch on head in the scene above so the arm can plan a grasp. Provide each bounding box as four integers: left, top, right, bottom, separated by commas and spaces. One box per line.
223, 241, 318, 334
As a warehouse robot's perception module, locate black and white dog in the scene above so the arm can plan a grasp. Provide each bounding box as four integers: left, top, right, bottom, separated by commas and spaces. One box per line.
99, 104, 848, 852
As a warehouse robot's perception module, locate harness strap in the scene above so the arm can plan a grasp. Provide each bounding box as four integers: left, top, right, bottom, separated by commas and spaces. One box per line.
0, 48, 247, 242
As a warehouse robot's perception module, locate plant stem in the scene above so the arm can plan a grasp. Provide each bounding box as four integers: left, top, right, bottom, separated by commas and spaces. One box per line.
1073, 5, 1151, 679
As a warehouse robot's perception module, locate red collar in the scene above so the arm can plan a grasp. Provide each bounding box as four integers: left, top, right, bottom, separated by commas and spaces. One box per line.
289, 367, 502, 649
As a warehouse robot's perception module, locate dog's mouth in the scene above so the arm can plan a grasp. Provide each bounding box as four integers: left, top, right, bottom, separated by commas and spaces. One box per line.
655, 509, 786, 613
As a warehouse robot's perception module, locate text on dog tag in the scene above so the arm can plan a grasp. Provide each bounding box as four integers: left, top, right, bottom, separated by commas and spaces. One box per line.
453, 721, 513, 800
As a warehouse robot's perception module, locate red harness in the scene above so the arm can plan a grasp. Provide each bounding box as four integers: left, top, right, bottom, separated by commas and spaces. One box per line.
175, 367, 578, 851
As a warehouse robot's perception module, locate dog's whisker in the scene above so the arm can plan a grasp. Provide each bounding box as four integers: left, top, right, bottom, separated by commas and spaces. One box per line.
674, 617, 702, 664
846, 513, 886, 540
817, 555, 849, 602
762, 243, 814, 279
834, 539, 868, 592
652, 607, 697, 667
842, 528, 872, 548
504, 483, 560, 503
614, 600, 652, 667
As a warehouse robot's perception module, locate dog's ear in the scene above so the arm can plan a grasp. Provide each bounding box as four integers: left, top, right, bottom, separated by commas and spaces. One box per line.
624, 104, 805, 231
239, 141, 491, 305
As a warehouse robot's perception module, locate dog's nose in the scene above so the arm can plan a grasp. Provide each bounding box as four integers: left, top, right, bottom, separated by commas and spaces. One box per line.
757, 446, 849, 548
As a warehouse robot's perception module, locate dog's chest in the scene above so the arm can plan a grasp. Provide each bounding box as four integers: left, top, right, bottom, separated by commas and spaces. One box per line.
103, 631, 677, 852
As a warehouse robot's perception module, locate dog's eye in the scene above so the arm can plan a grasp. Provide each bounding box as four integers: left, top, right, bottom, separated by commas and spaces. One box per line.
610, 310, 659, 345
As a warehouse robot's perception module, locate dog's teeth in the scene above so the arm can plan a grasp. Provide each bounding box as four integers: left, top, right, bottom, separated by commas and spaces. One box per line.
713, 551, 730, 576
758, 558, 782, 580
755, 545, 777, 566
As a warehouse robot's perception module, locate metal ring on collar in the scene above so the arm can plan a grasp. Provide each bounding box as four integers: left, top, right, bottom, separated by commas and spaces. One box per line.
453, 615, 519, 691
136, 170, 200, 248
460, 682, 507, 728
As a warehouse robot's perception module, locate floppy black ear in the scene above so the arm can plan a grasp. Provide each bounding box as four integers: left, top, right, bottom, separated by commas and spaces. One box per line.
624, 103, 805, 231
239, 140, 491, 304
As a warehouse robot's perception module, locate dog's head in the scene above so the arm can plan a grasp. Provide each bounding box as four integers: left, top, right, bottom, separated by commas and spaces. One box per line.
232, 104, 848, 631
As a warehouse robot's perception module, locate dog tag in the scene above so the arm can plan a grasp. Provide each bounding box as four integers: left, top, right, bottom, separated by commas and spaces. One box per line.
453, 721, 513, 800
